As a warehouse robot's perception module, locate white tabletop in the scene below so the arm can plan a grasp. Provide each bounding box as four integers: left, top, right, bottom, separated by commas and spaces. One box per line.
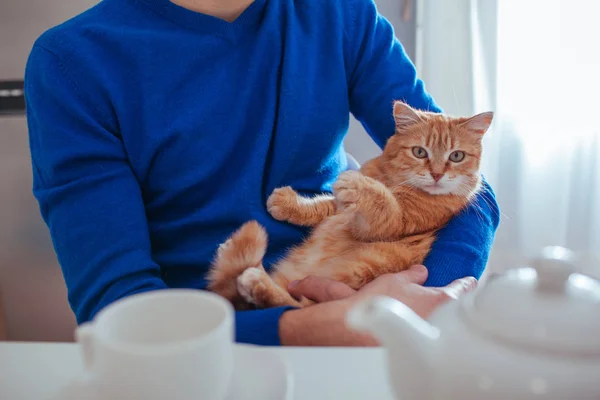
0, 342, 395, 400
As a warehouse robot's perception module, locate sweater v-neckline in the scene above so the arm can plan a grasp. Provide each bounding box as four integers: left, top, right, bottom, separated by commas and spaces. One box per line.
138, 0, 267, 42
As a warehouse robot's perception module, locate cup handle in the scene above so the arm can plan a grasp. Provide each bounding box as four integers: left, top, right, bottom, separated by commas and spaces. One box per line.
75, 322, 95, 371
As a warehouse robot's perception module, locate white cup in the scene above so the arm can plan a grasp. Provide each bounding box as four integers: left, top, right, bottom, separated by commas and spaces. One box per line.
75, 289, 235, 400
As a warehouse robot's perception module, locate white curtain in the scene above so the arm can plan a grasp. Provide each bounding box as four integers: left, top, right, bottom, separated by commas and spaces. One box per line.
417, 0, 600, 275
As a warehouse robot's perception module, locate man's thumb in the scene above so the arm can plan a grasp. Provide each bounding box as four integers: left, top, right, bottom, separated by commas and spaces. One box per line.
442, 277, 478, 299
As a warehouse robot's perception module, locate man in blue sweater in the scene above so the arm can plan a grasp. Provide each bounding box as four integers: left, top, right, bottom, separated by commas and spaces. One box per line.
24, 0, 499, 346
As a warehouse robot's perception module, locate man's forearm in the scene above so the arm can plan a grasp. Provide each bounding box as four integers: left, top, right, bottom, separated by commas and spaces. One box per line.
423, 181, 500, 286
278, 300, 377, 346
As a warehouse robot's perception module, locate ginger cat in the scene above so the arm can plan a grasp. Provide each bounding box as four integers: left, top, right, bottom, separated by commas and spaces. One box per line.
207, 101, 493, 310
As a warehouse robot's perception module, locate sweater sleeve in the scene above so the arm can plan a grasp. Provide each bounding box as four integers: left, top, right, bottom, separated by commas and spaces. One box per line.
25, 44, 169, 323
345, 0, 500, 285
26, 43, 292, 345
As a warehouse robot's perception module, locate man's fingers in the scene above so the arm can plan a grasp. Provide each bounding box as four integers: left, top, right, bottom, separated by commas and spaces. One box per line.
441, 276, 478, 300
392, 264, 429, 285
288, 276, 357, 303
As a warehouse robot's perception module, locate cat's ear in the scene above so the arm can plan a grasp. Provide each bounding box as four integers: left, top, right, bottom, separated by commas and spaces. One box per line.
459, 111, 494, 135
393, 101, 422, 131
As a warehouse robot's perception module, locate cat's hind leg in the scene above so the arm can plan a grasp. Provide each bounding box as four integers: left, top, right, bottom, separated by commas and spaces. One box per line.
237, 267, 303, 308
206, 221, 268, 308
330, 235, 436, 290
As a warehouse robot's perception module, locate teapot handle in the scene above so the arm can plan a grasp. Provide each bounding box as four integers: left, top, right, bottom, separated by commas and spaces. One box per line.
75, 323, 96, 371
531, 246, 577, 294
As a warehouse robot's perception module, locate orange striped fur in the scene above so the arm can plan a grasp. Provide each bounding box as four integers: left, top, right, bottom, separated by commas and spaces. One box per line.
206, 101, 493, 309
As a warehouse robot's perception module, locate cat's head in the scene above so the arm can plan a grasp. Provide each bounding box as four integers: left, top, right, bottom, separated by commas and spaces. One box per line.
382, 101, 493, 196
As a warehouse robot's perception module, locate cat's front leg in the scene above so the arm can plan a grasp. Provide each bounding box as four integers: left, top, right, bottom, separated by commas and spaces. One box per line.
333, 171, 402, 240
267, 186, 336, 227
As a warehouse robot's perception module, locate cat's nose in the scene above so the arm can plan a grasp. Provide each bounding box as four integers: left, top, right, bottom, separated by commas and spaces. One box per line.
430, 173, 444, 182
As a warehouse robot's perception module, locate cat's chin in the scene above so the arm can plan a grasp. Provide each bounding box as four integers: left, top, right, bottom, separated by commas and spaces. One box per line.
420, 185, 454, 195
417, 176, 478, 196
418, 182, 471, 196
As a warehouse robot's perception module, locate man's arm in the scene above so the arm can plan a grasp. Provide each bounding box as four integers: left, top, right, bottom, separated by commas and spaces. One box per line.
280, 265, 477, 346
25, 43, 296, 346
422, 181, 499, 286
26, 44, 168, 323
344, 0, 500, 284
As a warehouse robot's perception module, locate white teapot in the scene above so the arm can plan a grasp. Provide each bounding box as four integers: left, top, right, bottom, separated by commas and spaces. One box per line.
347, 247, 600, 400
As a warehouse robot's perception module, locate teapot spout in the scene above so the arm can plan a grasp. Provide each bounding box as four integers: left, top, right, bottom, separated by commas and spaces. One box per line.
346, 296, 440, 400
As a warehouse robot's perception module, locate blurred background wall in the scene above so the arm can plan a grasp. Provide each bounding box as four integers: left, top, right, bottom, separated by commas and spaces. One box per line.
1, 0, 100, 342
0, 0, 101, 342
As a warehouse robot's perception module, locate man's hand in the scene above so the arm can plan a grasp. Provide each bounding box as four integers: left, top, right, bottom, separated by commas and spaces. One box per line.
288, 275, 356, 302
279, 265, 477, 346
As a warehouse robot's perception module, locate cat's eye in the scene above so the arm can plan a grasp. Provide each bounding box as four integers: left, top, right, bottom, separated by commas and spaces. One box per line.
412, 146, 428, 159
449, 151, 465, 163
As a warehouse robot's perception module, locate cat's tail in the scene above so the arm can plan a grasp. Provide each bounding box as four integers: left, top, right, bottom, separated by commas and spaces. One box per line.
206, 220, 268, 306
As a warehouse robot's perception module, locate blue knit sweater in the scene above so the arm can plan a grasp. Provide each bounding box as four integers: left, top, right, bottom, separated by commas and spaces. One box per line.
25, 0, 499, 345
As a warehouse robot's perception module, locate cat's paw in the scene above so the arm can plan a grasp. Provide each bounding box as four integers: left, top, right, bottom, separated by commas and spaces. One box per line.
333, 170, 366, 210
237, 267, 266, 305
267, 186, 298, 221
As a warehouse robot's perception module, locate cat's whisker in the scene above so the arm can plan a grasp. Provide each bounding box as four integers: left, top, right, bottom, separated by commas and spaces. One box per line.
471, 202, 487, 225
453, 181, 496, 224
391, 177, 420, 191
476, 190, 507, 220
457, 184, 488, 221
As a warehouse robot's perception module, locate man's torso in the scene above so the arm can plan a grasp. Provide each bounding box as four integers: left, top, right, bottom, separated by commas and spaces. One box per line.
42, 0, 358, 288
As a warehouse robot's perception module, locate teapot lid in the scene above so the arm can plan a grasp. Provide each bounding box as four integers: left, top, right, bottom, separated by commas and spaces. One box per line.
462, 246, 600, 356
